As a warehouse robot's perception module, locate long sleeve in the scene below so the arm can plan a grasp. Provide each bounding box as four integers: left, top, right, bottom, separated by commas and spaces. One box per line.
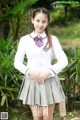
14, 33, 68, 76
50, 36, 68, 75
14, 37, 29, 75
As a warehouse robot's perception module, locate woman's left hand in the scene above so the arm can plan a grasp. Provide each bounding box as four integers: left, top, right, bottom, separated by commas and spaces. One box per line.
40, 70, 51, 83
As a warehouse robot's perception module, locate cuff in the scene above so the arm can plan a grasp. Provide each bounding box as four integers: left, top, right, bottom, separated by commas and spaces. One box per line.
25, 68, 30, 77
48, 68, 56, 77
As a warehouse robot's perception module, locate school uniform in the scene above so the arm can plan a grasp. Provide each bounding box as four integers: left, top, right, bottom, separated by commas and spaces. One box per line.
14, 31, 68, 110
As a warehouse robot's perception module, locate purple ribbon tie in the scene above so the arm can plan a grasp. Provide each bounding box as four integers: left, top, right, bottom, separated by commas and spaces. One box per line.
34, 36, 44, 47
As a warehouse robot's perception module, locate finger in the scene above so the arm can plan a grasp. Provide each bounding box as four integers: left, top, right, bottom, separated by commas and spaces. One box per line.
39, 76, 45, 81
38, 78, 44, 84
35, 78, 43, 84
34, 74, 45, 84
33, 76, 41, 83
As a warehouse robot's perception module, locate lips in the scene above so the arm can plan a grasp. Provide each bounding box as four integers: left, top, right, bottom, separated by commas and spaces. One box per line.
37, 27, 43, 30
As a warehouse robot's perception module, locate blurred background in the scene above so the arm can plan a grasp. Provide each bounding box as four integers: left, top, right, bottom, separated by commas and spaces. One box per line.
0, 0, 80, 120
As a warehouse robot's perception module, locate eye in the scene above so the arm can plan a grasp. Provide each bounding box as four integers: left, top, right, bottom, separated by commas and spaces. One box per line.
36, 19, 40, 22
42, 20, 46, 23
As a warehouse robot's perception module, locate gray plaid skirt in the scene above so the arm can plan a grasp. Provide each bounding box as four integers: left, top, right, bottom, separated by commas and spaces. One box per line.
18, 75, 65, 106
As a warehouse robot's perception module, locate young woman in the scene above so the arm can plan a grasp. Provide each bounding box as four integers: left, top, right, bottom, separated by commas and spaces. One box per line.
14, 7, 68, 120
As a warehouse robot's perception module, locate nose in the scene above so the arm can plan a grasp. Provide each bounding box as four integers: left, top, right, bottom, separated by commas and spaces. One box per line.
39, 22, 43, 27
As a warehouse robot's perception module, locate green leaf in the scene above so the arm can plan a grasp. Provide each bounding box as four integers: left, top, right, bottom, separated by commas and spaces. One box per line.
1, 94, 7, 106
70, 72, 76, 79
9, 92, 15, 101
7, 0, 37, 16
68, 58, 78, 69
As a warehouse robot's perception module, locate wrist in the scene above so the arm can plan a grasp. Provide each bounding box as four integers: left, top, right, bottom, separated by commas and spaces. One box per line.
47, 71, 51, 76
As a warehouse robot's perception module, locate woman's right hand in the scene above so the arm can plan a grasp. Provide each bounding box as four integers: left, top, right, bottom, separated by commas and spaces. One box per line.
29, 70, 44, 84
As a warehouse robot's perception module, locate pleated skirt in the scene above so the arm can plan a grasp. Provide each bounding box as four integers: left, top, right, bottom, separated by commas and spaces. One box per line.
18, 75, 65, 106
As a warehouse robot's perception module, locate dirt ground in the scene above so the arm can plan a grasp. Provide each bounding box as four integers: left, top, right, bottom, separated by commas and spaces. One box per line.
60, 39, 80, 47
54, 111, 80, 120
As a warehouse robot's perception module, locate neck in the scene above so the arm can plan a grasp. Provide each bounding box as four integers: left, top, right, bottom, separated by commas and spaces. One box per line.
34, 30, 45, 35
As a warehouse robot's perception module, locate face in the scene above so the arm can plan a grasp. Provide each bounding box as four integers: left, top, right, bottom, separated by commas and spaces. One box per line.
32, 13, 48, 34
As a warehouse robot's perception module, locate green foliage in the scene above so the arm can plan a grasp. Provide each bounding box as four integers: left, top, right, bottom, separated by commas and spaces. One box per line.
7, 0, 37, 17
0, 39, 23, 107
0, 0, 37, 40
50, 6, 65, 25
63, 47, 80, 83
69, 6, 80, 20
18, 10, 33, 38
32, 0, 53, 9
50, 5, 80, 25
1, 106, 80, 120
0, 0, 37, 19
59, 47, 80, 110
49, 22, 80, 40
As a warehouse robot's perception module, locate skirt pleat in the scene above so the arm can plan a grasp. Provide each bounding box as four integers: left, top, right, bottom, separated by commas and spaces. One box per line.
18, 76, 65, 106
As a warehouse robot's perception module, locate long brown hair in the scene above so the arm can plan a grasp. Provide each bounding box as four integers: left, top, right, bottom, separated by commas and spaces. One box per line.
32, 7, 52, 50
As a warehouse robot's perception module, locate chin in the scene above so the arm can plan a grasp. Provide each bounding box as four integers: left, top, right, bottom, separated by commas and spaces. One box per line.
37, 30, 44, 34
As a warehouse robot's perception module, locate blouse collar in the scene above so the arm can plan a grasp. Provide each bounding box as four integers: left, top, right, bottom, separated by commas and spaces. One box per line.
30, 31, 47, 38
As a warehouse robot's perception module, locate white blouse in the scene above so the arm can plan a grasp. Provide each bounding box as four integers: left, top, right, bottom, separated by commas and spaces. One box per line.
14, 31, 68, 78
